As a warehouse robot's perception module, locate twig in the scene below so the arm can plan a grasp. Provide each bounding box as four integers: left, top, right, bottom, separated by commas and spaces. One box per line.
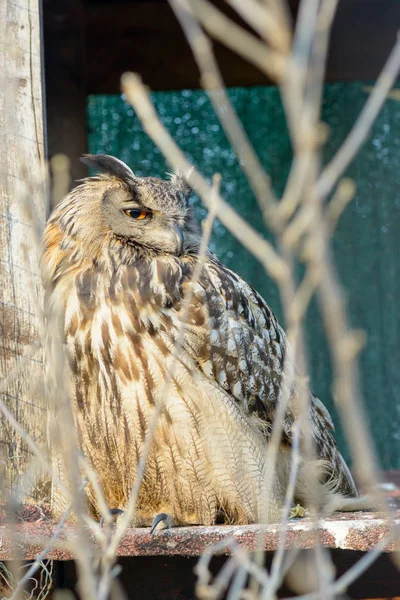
79, 455, 113, 531
263, 419, 301, 598
9, 505, 72, 600
106, 173, 221, 558
324, 178, 356, 236
44, 317, 98, 600
225, 0, 291, 52
195, 539, 270, 599
188, 0, 286, 81
171, 0, 278, 222
0, 396, 70, 501
121, 72, 288, 283
226, 564, 248, 600
282, 532, 392, 600
318, 35, 400, 199
302, 0, 340, 128
278, 0, 320, 145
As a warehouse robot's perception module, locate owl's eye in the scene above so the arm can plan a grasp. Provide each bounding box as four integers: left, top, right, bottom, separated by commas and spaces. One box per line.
123, 208, 151, 220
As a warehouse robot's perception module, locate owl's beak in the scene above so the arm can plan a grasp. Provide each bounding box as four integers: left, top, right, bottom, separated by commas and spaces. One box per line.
174, 224, 184, 255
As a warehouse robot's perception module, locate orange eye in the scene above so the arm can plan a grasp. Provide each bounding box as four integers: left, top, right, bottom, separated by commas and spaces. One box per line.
124, 208, 150, 220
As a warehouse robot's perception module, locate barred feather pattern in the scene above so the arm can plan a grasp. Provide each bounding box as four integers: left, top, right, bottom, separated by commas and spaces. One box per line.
41, 166, 358, 526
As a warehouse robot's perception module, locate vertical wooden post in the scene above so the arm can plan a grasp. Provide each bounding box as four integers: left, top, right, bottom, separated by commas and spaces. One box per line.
0, 0, 48, 491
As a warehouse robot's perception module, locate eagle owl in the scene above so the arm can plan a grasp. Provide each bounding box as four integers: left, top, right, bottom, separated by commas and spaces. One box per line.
41, 154, 364, 527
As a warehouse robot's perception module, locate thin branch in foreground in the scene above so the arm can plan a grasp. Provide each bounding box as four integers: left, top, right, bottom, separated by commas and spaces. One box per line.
0, 395, 70, 502
188, 0, 286, 81
171, 0, 278, 221
324, 177, 356, 236
318, 34, 400, 199
121, 71, 289, 284
9, 505, 72, 600
282, 531, 393, 600
3, 2, 397, 599
106, 174, 221, 558
264, 419, 301, 597
225, 0, 291, 52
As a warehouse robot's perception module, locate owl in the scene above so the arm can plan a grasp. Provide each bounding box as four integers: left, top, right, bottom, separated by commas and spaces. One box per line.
41, 154, 367, 528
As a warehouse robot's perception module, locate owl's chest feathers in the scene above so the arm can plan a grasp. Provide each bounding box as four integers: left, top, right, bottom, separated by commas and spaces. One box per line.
63, 253, 216, 489
65, 254, 207, 410
69, 253, 189, 329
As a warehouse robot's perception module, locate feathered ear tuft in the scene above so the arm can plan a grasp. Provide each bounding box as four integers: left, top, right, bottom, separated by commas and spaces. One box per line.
80, 154, 136, 183
168, 167, 193, 200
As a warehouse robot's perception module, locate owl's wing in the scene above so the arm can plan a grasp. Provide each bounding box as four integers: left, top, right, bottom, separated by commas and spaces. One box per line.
191, 257, 287, 429
183, 256, 357, 496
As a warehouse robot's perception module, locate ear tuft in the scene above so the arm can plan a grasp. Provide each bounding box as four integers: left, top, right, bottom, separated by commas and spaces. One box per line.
168, 167, 193, 200
80, 154, 135, 183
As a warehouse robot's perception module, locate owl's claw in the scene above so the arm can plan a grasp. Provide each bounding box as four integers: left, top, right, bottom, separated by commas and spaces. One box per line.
100, 508, 125, 527
150, 512, 171, 534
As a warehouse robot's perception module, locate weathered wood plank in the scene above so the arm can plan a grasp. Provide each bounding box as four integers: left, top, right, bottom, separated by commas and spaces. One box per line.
0, 0, 47, 491
1, 512, 400, 595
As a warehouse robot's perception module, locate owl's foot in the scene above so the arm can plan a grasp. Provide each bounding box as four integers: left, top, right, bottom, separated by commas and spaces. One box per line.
289, 504, 308, 518
100, 508, 124, 527
150, 512, 172, 534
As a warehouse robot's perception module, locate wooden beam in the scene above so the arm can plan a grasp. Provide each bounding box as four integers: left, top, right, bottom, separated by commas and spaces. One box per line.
83, 0, 400, 94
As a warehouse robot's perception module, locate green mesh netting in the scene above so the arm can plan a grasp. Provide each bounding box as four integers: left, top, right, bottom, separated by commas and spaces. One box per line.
87, 83, 400, 469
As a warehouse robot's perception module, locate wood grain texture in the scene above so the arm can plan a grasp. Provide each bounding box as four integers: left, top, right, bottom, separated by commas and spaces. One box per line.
0, 0, 47, 491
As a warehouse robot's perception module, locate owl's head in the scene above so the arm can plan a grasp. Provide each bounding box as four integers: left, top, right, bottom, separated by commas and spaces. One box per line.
85, 154, 199, 255
49, 154, 199, 259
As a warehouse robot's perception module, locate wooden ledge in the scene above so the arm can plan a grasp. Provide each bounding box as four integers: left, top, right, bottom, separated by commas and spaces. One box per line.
2, 473, 399, 561
0, 510, 399, 561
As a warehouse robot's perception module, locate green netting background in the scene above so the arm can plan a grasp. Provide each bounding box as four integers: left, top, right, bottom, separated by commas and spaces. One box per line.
87, 83, 400, 469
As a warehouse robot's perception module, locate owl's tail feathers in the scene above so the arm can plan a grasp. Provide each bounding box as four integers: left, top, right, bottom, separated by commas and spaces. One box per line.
294, 459, 375, 516
336, 451, 359, 497
322, 493, 375, 515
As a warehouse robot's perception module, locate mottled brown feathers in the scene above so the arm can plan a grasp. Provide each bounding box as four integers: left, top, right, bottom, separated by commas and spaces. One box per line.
41, 155, 359, 525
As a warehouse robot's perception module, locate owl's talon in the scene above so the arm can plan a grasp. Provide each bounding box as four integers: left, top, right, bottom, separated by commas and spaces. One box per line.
100, 508, 124, 527
150, 512, 171, 534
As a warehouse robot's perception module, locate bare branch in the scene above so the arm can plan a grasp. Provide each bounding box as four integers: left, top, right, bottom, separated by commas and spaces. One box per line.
121, 72, 289, 283
107, 173, 221, 556
225, 0, 291, 52
324, 177, 356, 235
188, 0, 286, 81
171, 0, 278, 221
318, 35, 400, 199
9, 505, 72, 600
